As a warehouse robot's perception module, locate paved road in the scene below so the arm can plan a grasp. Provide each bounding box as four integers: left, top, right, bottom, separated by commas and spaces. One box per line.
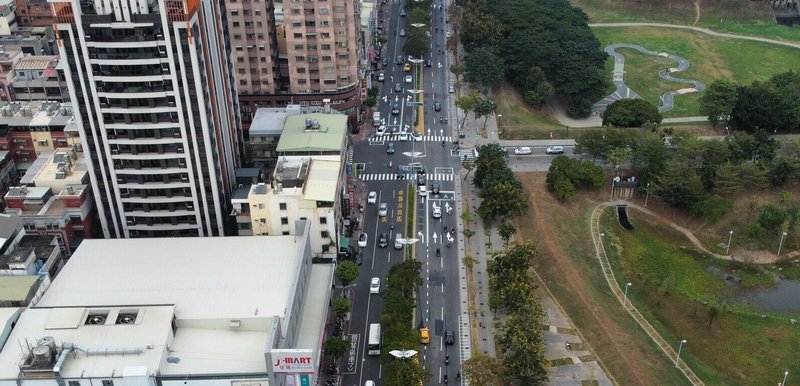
592, 44, 706, 113
342, 0, 464, 384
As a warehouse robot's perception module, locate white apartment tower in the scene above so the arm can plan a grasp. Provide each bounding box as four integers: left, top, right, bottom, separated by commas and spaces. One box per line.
51, 0, 243, 238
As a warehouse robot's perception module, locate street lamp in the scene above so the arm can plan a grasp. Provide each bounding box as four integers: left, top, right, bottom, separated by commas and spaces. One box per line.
778, 231, 788, 256
644, 183, 651, 207
496, 114, 502, 139
623, 282, 632, 307
389, 349, 418, 361
675, 339, 687, 367
782, 370, 789, 386
726, 230, 733, 255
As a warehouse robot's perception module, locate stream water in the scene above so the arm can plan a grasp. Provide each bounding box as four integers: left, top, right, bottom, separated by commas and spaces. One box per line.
735, 280, 800, 314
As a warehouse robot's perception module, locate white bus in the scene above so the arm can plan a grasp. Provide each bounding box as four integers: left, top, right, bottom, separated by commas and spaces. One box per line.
367, 323, 381, 356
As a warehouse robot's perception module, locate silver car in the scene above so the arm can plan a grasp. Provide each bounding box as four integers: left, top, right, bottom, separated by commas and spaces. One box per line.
379, 203, 388, 217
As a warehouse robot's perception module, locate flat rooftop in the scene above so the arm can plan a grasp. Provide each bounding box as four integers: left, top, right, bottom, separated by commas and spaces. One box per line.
37, 237, 307, 321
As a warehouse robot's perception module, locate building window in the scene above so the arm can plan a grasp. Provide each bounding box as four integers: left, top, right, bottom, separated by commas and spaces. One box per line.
102, 381, 114, 386
300, 217, 307, 221
260, 218, 266, 224
279, 203, 287, 210
239, 223, 252, 230
321, 231, 329, 238
258, 203, 265, 209
319, 216, 327, 224
281, 217, 289, 225
283, 231, 291, 235
68, 382, 80, 386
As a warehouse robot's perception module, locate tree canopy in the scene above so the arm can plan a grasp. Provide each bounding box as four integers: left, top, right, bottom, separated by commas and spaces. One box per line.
602, 98, 663, 127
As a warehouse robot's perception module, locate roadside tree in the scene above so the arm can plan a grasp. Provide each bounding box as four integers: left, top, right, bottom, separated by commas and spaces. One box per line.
323, 336, 349, 360
498, 222, 517, 246
499, 299, 548, 385
574, 130, 611, 162
462, 352, 505, 385
653, 160, 706, 209
335, 261, 359, 286
331, 296, 351, 319
460, 0, 503, 52
473, 143, 508, 189
729, 82, 790, 133
473, 97, 497, 128
455, 91, 480, 129
602, 98, 662, 127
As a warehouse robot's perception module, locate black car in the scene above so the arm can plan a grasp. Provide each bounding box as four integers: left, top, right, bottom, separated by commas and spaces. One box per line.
386, 142, 395, 154
391, 103, 400, 115
417, 174, 427, 186
400, 9, 407, 16
354, 252, 363, 265
445, 330, 455, 345
425, 60, 432, 67
431, 183, 440, 194
394, 83, 402, 92
382, 57, 388, 67
434, 101, 441, 111
378, 233, 389, 248
396, 55, 404, 65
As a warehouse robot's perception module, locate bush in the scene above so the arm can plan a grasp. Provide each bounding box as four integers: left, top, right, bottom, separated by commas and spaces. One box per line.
746, 222, 765, 239
690, 195, 732, 223
758, 204, 787, 230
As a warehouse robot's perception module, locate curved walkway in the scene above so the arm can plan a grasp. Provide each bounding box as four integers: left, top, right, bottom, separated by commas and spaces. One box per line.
591, 202, 705, 386
593, 44, 706, 113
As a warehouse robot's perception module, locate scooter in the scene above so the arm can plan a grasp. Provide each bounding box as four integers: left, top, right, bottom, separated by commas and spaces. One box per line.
445, 355, 449, 364
436, 248, 441, 257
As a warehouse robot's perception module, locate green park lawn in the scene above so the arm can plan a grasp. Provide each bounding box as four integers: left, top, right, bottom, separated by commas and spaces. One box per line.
592, 27, 800, 117
602, 212, 800, 385
571, 0, 800, 42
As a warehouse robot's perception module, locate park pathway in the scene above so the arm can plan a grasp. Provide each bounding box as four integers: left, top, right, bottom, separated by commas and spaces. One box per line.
591, 202, 706, 386
592, 44, 706, 113
590, 22, 800, 49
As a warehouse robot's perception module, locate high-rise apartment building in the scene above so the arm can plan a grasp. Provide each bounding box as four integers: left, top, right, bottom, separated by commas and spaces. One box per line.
227, 0, 362, 128
51, 0, 243, 238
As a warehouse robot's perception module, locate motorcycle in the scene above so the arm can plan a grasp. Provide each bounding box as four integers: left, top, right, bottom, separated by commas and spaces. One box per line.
436, 248, 441, 257
445, 355, 449, 364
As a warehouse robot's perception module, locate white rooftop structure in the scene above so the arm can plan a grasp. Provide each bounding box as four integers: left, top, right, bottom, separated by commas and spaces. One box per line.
0, 221, 334, 386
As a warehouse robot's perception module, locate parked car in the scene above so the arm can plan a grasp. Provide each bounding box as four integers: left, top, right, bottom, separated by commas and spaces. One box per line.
546, 145, 565, 154
386, 142, 395, 154
370, 277, 381, 294
434, 101, 441, 111
379, 203, 388, 217
446, 31, 452, 38
378, 232, 389, 248
514, 146, 532, 155
377, 72, 385, 82
367, 191, 377, 204
358, 233, 368, 248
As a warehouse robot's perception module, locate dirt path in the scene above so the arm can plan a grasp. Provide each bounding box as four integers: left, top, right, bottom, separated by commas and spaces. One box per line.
527, 195, 651, 385
626, 202, 783, 264
693, 0, 701, 26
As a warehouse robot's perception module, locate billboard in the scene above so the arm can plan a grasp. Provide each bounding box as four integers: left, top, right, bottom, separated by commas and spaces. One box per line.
270, 349, 315, 373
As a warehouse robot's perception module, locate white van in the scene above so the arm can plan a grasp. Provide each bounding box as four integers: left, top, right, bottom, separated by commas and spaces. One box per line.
400, 29, 406, 37
394, 233, 404, 249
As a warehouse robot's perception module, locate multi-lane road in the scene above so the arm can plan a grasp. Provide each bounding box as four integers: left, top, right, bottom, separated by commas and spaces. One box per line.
341, 0, 459, 385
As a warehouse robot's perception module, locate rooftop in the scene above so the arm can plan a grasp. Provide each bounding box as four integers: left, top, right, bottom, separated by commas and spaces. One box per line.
37, 237, 307, 321
14, 55, 58, 71
0, 101, 73, 131
249, 105, 303, 136
276, 113, 348, 153
303, 159, 341, 202
0, 275, 38, 302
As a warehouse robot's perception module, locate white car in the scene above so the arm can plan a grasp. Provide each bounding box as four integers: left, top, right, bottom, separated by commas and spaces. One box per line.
358, 232, 368, 248
377, 73, 385, 82
418, 185, 427, 196
514, 146, 532, 155
405, 75, 413, 84
432, 205, 441, 219
376, 125, 387, 136
399, 132, 409, 142
369, 277, 381, 294
411, 131, 423, 142
446, 31, 452, 38
546, 146, 565, 154
367, 191, 377, 204
379, 203, 388, 217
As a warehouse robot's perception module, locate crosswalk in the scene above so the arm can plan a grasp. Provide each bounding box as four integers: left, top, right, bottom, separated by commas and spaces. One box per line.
454, 148, 477, 163
359, 173, 455, 181
369, 135, 453, 143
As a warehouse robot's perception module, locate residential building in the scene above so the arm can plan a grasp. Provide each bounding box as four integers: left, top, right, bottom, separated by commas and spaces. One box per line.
14, 0, 57, 28
10, 55, 66, 102
0, 26, 56, 55
0, 221, 334, 386
276, 112, 348, 157
247, 104, 310, 171
0, 213, 62, 307
4, 149, 95, 255
0, 47, 25, 102
227, 0, 362, 129
232, 158, 342, 256
0, 151, 17, 203
0, 101, 79, 177
0, 5, 16, 36
52, 0, 243, 238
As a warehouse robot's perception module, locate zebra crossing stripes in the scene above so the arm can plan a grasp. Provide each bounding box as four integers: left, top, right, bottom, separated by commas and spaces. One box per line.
455, 148, 476, 162
360, 173, 455, 181
368, 135, 452, 143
